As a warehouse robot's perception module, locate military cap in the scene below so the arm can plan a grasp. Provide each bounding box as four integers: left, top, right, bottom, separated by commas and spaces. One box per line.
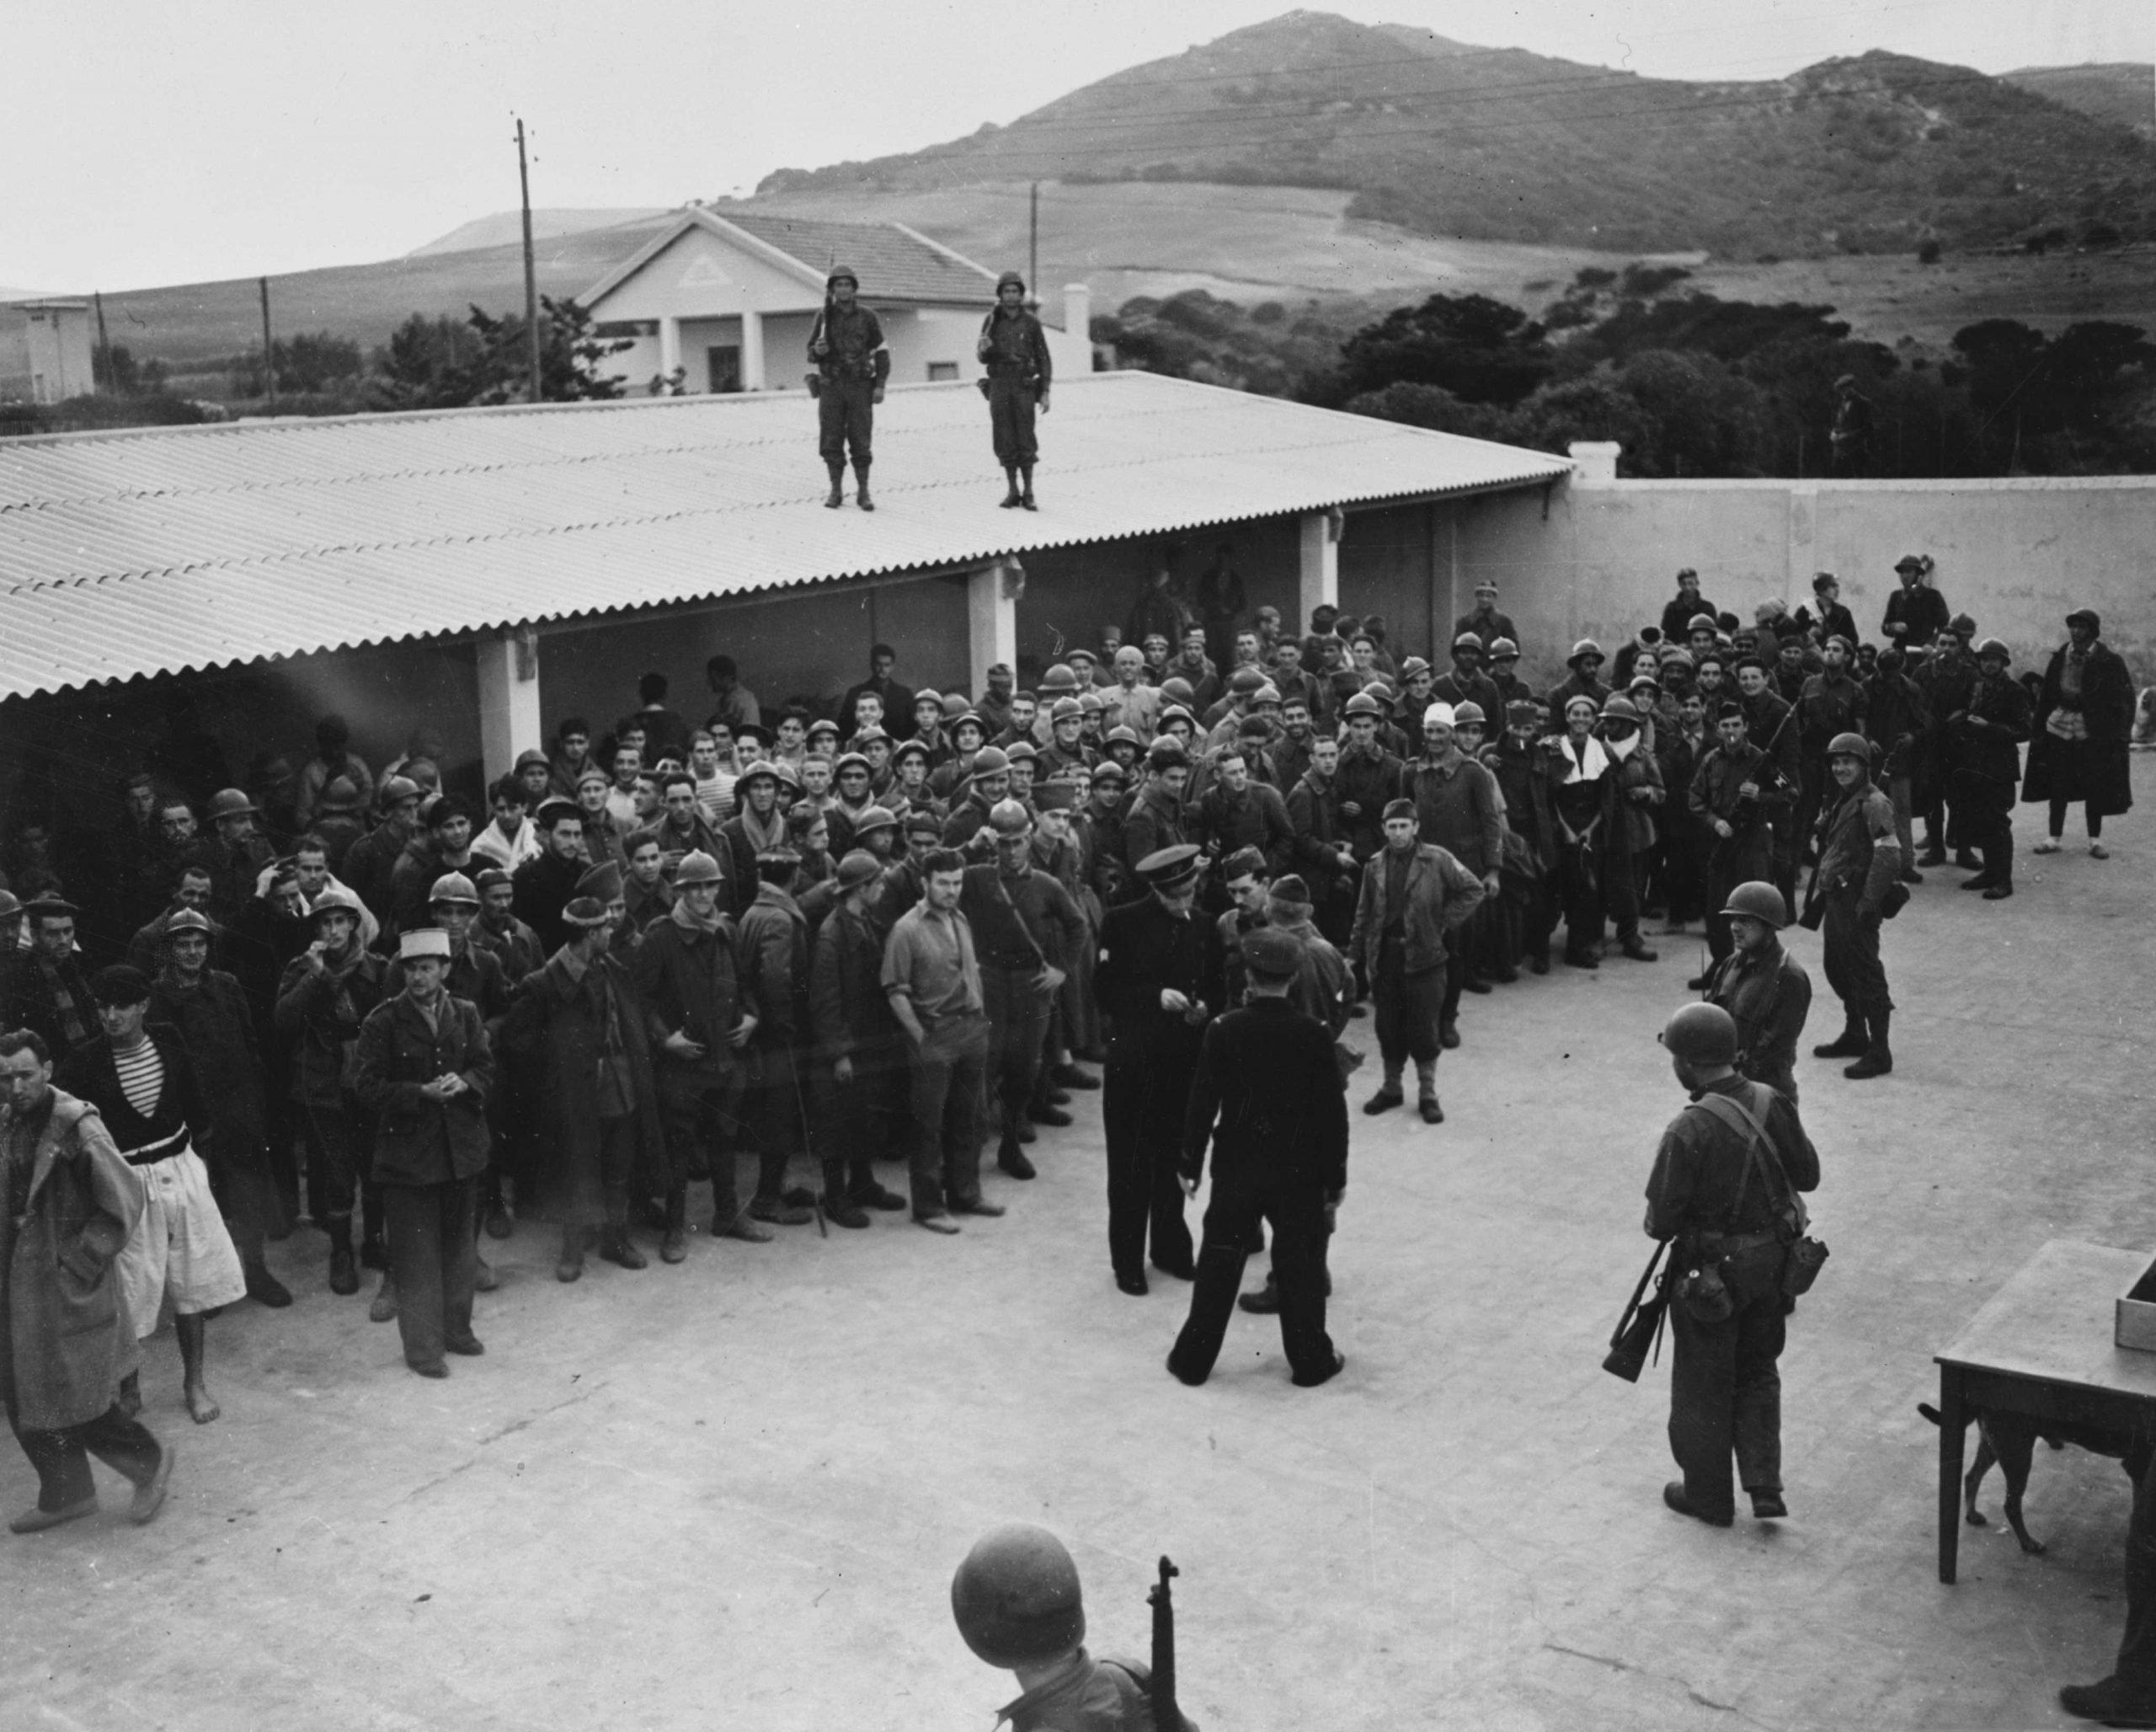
995, 270, 1026, 292
1947, 612, 1978, 639
943, 692, 974, 719
1822, 633, 1854, 655
1487, 637, 1520, 660
575, 767, 611, 792
1451, 700, 1486, 727
309, 885, 364, 921
1004, 740, 1038, 764
1342, 691, 1384, 719
1145, 737, 1189, 771
1103, 725, 1141, 749
971, 746, 1011, 776
1089, 758, 1128, 785
1159, 676, 1197, 705
1893, 553, 1926, 573
1255, 604, 1282, 623
380, 774, 423, 806
768, 760, 803, 792
1826, 731, 1870, 761
1686, 612, 1718, 634
1134, 844, 1203, 889
164, 907, 214, 938
1077, 689, 1106, 714
1600, 694, 1641, 724
1382, 797, 1417, 822
1066, 646, 1098, 666
1039, 665, 1080, 694
734, 759, 782, 787
1974, 637, 2009, 663
1268, 873, 1312, 905
1240, 925, 1302, 983
90, 964, 153, 1007
1219, 846, 1267, 882
892, 739, 931, 765
1721, 881, 1789, 928
1034, 780, 1078, 813
674, 850, 724, 887
398, 928, 451, 961
850, 726, 890, 749
826, 265, 858, 288
835, 850, 883, 891
575, 860, 624, 903
1399, 656, 1433, 680
834, 751, 873, 777
913, 688, 943, 711
1451, 631, 1486, 653
202, 788, 256, 822
1229, 666, 1267, 695
561, 896, 611, 929
429, 871, 480, 906
851, 805, 899, 839
1049, 696, 1083, 722
2067, 607, 2100, 633
1422, 702, 1456, 730
1251, 683, 1282, 706
1157, 704, 1195, 730
1662, 1002, 1737, 1066
1567, 639, 1604, 666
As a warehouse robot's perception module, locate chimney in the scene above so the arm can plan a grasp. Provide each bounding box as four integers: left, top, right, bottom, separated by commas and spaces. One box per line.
1063, 282, 1091, 339
1568, 441, 1620, 484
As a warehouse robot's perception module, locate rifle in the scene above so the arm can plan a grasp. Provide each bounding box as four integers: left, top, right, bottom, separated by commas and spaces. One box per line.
1150, 1556, 1182, 1731
804, 293, 834, 398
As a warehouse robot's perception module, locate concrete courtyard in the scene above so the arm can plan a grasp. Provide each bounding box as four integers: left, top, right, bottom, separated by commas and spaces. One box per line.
5, 766, 2153, 1731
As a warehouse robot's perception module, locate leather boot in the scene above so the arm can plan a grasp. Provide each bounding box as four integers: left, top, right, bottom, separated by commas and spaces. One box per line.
854, 462, 874, 511
602, 1226, 648, 1270
1981, 837, 2014, 899
1415, 1061, 1444, 1125
1363, 1073, 1404, 1115
824, 464, 845, 509
1813, 1013, 1866, 1059
660, 1189, 689, 1264
1000, 468, 1022, 508
556, 1224, 584, 1283
1844, 1011, 1893, 1079
998, 1129, 1036, 1179
326, 1214, 359, 1296
1019, 464, 1037, 511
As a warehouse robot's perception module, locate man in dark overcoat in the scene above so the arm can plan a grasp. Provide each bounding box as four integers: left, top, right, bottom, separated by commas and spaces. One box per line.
2023, 607, 2136, 856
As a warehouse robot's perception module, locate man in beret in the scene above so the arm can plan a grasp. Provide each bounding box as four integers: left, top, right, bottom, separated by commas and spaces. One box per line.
1166, 925, 1348, 1390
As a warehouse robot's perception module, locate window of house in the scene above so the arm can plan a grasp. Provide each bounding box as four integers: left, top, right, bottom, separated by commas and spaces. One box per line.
926, 362, 959, 382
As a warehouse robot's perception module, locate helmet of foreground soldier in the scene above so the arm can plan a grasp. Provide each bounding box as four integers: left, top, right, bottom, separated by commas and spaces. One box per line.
989, 799, 1032, 837
1719, 881, 1788, 928
951, 1524, 1086, 1668
1826, 731, 1870, 762
1660, 1002, 1738, 1066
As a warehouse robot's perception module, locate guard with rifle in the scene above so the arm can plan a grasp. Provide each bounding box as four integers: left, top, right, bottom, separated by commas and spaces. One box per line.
951, 1523, 1198, 1729
806, 266, 889, 511
1803, 734, 1903, 1081
1644, 1002, 1821, 1529
978, 270, 1053, 510
1684, 701, 1786, 987
1700, 881, 1811, 1104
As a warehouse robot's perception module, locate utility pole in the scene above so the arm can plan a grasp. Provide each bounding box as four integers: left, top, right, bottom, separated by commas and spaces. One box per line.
93, 291, 112, 393
517, 117, 542, 405
259, 275, 276, 411
1028, 181, 1039, 302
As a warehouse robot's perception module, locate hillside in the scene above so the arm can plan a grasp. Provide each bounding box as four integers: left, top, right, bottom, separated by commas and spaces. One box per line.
2004, 63, 2155, 140
406, 208, 671, 257
758, 10, 2156, 257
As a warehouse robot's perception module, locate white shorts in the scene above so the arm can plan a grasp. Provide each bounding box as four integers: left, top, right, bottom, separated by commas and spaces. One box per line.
115, 1147, 247, 1337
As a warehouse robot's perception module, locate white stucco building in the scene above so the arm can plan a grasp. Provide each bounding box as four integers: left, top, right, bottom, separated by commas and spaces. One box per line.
1, 299, 94, 404
580, 206, 1093, 397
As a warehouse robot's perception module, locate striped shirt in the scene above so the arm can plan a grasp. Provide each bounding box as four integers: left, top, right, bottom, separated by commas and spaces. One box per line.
112, 1040, 165, 1118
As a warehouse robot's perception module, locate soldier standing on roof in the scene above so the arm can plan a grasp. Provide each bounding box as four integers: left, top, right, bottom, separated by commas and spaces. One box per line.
808, 266, 889, 512
977, 271, 1052, 511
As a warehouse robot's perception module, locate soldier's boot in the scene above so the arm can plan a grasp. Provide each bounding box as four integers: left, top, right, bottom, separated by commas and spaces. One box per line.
1844, 1011, 1893, 1079
1019, 463, 1037, 511
1415, 1060, 1444, 1125
1981, 837, 2015, 900
1363, 1068, 1405, 1115
368, 1271, 398, 1323
1812, 1012, 1866, 1059
660, 1187, 690, 1264
1000, 466, 1023, 508
998, 1110, 1037, 1180
824, 463, 846, 509
326, 1212, 359, 1296
853, 461, 874, 511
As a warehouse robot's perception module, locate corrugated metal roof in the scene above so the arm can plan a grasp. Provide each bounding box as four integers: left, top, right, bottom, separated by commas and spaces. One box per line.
0, 371, 1571, 701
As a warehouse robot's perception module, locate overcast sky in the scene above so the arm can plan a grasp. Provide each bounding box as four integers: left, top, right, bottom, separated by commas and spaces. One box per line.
7, 0, 2146, 291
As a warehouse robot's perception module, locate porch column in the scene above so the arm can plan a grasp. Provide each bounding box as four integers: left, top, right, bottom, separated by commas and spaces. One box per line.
1299, 509, 1340, 633
659, 317, 682, 382
969, 559, 1022, 697
741, 310, 765, 391
476, 628, 543, 781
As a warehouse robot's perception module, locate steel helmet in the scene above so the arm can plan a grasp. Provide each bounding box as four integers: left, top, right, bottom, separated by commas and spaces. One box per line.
971, 746, 1011, 777
1450, 700, 1486, 727
989, 799, 1032, 837
1974, 637, 2010, 664
164, 907, 214, 938
1145, 737, 1189, 771
428, 871, 480, 906
0, 890, 21, 920
1568, 639, 1605, 666
380, 774, 422, 806
1719, 880, 1789, 928
1049, 696, 1083, 722
674, 850, 725, 887
1826, 731, 1870, 761
1039, 664, 1079, 694
205, 788, 257, 822
1599, 694, 1640, 723
1661, 1002, 1739, 1066
950, 1525, 1085, 1669
310, 885, 365, 922
995, 270, 1026, 293
826, 265, 858, 289
1342, 691, 1385, 719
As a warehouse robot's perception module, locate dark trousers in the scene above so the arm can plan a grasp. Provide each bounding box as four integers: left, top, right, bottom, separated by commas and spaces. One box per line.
1820, 894, 1892, 1018
1793, 759, 1827, 869
566, 1113, 639, 1228
751, 1044, 809, 1205
1168, 1179, 1336, 1384
1372, 960, 1444, 1076
814, 1051, 904, 1200
2110, 1448, 2156, 1690
906, 1014, 990, 1217
383, 1178, 478, 1369
303, 1099, 380, 1244
11, 1399, 163, 1510
2049, 794, 2105, 840
1663, 825, 1710, 924
983, 966, 1049, 1136
1604, 842, 1643, 944
1556, 839, 1601, 954
1668, 1261, 1787, 1520
818, 380, 874, 469
989, 375, 1038, 467
1497, 876, 1550, 970
1103, 1052, 1195, 1278
205, 1131, 275, 1269
656, 1066, 745, 1211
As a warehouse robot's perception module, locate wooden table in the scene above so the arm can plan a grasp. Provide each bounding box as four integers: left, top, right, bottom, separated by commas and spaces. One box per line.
1934, 1239, 2156, 1583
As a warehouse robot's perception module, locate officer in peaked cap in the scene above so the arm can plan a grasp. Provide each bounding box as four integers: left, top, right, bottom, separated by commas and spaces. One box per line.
979, 267, 1054, 509
1094, 844, 1224, 1296
808, 264, 890, 510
